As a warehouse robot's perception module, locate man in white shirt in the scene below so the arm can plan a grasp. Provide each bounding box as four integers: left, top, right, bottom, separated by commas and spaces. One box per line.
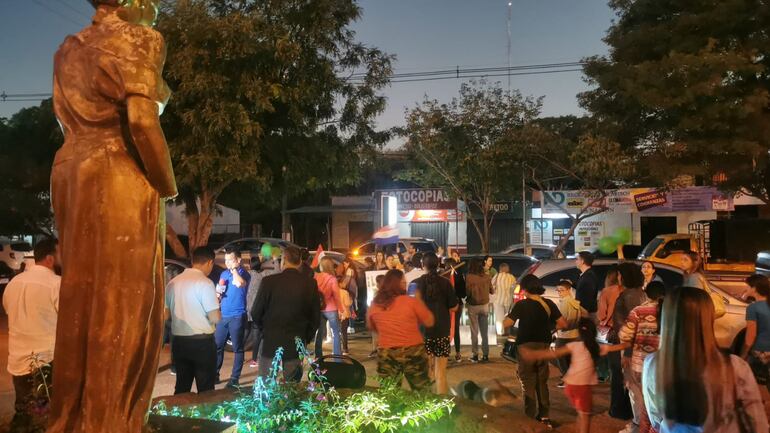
165, 247, 222, 394
2, 238, 60, 424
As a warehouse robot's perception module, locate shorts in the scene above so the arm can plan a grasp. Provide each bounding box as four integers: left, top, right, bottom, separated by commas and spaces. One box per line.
424, 337, 451, 357
564, 384, 593, 414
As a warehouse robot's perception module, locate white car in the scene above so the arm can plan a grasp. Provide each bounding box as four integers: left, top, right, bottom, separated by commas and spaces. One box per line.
0, 240, 34, 272
351, 237, 439, 263
499, 243, 565, 260
516, 259, 748, 349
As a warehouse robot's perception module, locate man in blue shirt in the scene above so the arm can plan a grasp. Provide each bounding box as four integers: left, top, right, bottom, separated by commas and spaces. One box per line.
214, 250, 251, 388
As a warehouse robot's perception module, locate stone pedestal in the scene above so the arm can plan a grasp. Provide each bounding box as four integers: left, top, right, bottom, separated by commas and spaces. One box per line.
147, 415, 236, 433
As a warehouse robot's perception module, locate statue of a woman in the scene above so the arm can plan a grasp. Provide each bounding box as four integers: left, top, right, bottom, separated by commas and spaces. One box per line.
49, 1, 176, 431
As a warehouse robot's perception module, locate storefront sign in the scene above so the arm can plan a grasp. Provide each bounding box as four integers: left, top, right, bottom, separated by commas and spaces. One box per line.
384, 189, 457, 211
543, 187, 733, 214
397, 209, 464, 222
528, 219, 553, 245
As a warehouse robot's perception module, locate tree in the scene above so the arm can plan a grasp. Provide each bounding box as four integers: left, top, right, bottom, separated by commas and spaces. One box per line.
399, 80, 541, 253
157, 0, 392, 256
0, 99, 62, 236
580, 0, 770, 201
519, 124, 634, 258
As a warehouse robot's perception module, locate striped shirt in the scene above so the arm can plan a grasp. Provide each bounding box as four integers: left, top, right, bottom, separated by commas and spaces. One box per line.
618, 300, 660, 374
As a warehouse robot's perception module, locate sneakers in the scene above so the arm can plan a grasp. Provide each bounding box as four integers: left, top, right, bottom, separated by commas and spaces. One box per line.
169, 367, 176, 376
225, 380, 239, 390
557, 380, 566, 388
248, 360, 258, 368
454, 353, 462, 362
480, 356, 490, 364
536, 417, 554, 429
470, 355, 479, 363
368, 350, 377, 359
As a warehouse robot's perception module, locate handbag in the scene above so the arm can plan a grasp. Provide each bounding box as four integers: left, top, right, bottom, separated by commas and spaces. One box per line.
502, 337, 518, 362
315, 355, 366, 389
501, 296, 553, 363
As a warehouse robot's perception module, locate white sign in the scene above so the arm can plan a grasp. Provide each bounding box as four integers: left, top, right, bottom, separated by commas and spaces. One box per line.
365, 270, 388, 306
528, 219, 553, 245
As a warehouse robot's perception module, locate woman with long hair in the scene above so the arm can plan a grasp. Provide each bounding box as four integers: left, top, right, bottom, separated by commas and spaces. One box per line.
314, 257, 344, 357
374, 250, 388, 271
643, 286, 768, 432
466, 258, 494, 363
681, 251, 707, 290
641, 261, 662, 289
414, 253, 458, 394
338, 257, 359, 355
367, 269, 435, 391
681, 250, 726, 318
616, 281, 666, 433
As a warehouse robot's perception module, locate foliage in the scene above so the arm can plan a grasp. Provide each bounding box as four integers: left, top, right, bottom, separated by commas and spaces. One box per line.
156, 0, 393, 255
522, 123, 635, 257
580, 0, 770, 201
399, 80, 542, 253
0, 99, 61, 236
152, 338, 454, 433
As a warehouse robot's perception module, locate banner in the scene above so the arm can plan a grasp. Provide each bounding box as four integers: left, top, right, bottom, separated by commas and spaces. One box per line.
542, 187, 733, 214
383, 188, 457, 211
365, 270, 388, 306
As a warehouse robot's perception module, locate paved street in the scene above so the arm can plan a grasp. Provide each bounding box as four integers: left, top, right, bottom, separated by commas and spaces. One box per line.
2, 311, 769, 433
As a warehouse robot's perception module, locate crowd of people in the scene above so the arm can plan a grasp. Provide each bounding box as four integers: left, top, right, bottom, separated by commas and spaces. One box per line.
5, 238, 770, 433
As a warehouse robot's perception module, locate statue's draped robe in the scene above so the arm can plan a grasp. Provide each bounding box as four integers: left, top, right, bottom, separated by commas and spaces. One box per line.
49, 8, 170, 433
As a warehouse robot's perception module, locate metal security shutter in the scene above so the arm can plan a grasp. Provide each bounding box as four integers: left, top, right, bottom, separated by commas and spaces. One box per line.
411, 222, 448, 250
467, 219, 522, 253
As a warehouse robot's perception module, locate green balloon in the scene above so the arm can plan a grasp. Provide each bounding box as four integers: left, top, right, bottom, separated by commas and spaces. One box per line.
598, 236, 618, 255
612, 227, 632, 245
260, 243, 273, 259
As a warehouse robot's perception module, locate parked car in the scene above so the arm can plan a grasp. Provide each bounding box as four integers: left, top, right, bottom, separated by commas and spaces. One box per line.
164, 258, 190, 286
351, 237, 438, 262
756, 251, 770, 277
215, 237, 300, 269
0, 239, 34, 272
516, 259, 748, 349
499, 243, 565, 260
459, 253, 539, 279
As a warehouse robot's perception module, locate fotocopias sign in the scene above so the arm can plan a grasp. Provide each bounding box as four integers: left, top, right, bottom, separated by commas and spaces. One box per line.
383, 188, 457, 211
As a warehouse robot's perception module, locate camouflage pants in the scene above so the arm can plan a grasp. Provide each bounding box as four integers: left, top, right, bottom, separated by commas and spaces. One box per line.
377, 344, 431, 391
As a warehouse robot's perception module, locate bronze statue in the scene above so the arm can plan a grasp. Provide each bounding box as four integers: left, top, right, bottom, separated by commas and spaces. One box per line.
49, 0, 176, 431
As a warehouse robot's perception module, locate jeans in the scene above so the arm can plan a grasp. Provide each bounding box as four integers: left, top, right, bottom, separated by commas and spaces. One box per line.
625, 368, 646, 433
467, 304, 489, 357
608, 351, 633, 419
215, 313, 247, 382
172, 334, 217, 394
258, 356, 303, 382
517, 342, 550, 419
316, 310, 342, 357
453, 303, 464, 354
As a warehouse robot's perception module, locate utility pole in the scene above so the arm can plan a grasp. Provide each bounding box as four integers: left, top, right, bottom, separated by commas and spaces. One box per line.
508, 2, 528, 253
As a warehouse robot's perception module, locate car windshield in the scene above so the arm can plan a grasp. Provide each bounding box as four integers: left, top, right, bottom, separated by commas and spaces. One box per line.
11, 242, 32, 252
639, 238, 664, 258
409, 242, 436, 252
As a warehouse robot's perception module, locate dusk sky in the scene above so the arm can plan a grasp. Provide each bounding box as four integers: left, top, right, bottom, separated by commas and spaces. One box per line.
0, 0, 616, 133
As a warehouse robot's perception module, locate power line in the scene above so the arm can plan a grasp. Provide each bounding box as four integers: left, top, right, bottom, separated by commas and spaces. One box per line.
57, 0, 93, 21
1, 62, 586, 102
386, 68, 583, 84
30, 0, 86, 27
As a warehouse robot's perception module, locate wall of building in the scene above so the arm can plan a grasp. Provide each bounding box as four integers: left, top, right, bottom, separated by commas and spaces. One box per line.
331, 211, 374, 250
